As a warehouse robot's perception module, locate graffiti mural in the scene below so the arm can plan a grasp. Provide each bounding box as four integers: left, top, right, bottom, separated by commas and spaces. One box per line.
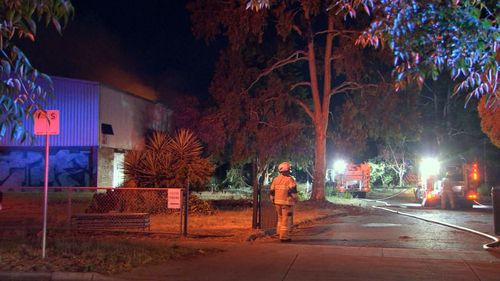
0, 148, 96, 187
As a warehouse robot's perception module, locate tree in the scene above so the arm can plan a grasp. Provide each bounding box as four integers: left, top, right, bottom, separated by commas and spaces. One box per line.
189, 0, 378, 200
250, 0, 499, 107
0, 0, 74, 141
356, 0, 499, 107
478, 94, 500, 147
123, 129, 214, 190
201, 49, 312, 191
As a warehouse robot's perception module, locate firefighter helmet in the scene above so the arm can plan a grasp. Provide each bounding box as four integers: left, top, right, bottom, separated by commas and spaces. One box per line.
278, 162, 291, 172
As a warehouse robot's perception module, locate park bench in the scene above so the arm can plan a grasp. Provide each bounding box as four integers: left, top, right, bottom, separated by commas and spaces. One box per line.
71, 212, 150, 231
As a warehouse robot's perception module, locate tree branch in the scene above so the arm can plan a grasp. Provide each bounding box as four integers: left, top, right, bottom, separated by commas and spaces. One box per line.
289, 96, 314, 120
329, 81, 362, 96
245, 50, 308, 92
314, 29, 360, 38
290, 81, 311, 91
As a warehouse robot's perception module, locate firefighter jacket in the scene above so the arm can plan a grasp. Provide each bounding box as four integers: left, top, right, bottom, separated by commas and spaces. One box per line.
270, 174, 298, 205
442, 177, 453, 191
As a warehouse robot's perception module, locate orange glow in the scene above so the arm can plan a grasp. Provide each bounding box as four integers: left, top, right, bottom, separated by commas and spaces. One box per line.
426, 193, 435, 200
467, 193, 478, 200
471, 163, 479, 181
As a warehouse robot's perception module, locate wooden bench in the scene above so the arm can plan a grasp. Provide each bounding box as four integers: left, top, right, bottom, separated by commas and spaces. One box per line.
71, 212, 150, 231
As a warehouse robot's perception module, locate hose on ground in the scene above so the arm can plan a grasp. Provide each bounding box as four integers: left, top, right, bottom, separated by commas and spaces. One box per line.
371, 200, 499, 250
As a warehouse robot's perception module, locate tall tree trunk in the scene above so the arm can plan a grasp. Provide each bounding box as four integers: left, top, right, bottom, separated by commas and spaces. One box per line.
311, 124, 326, 200
305, 14, 334, 201
252, 160, 259, 229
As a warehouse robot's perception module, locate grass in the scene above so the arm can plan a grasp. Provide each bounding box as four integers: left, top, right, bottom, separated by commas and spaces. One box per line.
0, 236, 214, 274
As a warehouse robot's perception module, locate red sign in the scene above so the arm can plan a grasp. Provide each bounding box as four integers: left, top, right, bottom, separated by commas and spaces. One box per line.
34, 110, 60, 135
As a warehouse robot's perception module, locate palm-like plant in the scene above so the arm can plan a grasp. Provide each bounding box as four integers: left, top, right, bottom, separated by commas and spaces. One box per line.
124, 129, 214, 188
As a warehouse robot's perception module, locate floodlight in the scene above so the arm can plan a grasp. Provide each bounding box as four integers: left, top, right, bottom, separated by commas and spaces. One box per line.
333, 159, 347, 174
420, 157, 440, 178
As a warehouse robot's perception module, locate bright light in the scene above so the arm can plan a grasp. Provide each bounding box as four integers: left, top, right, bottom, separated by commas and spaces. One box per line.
420, 157, 440, 178
333, 159, 347, 174
467, 192, 478, 200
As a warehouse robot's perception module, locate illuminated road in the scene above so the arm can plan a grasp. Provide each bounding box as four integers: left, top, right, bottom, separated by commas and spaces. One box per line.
291, 198, 495, 251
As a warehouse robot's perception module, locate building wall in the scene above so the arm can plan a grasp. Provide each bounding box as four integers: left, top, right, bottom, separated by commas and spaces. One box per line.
0, 77, 171, 188
99, 85, 171, 151
0, 147, 96, 187
97, 147, 114, 187
0, 77, 100, 147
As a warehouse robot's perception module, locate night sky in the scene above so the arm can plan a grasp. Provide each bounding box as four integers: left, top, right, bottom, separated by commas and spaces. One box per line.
19, 0, 218, 103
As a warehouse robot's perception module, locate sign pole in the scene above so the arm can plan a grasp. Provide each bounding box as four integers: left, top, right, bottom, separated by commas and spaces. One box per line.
34, 109, 59, 259
42, 134, 49, 258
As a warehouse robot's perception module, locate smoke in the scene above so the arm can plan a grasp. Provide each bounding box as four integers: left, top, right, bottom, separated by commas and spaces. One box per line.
19, 12, 158, 101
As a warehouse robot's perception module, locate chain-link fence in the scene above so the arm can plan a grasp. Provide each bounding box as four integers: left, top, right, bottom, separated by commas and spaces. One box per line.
0, 187, 184, 240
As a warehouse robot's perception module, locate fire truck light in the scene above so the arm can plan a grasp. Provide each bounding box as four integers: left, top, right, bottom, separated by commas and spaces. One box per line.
333, 159, 347, 174
467, 193, 478, 200
420, 157, 440, 178
471, 163, 479, 181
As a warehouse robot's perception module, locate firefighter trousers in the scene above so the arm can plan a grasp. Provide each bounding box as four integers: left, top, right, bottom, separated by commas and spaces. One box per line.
441, 189, 456, 209
275, 204, 294, 240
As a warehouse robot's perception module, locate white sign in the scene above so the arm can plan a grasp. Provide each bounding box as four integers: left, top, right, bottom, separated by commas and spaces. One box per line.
34, 110, 60, 135
168, 188, 182, 209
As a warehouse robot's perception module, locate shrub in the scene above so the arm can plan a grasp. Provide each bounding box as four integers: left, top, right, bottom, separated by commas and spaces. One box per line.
188, 194, 215, 215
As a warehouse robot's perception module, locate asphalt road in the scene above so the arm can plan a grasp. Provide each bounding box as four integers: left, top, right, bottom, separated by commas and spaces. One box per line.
291, 196, 495, 251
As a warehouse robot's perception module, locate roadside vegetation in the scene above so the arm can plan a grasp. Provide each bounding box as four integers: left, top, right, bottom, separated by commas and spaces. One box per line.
0, 236, 214, 274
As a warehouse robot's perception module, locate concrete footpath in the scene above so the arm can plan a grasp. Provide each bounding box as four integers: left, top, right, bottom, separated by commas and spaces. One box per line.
115, 241, 500, 281
1, 241, 500, 281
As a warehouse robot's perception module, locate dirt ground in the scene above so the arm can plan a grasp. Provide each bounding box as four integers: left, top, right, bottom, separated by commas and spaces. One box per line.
146, 200, 368, 243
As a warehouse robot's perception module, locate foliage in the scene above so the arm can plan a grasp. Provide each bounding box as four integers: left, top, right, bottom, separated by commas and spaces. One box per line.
331, 83, 421, 156
377, 139, 411, 187
86, 190, 169, 214
188, 0, 383, 200
248, 0, 499, 105
419, 75, 485, 159
123, 129, 214, 190
357, 0, 499, 107
477, 183, 491, 197
178, 48, 312, 189
368, 158, 397, 187
478, 95, 500, 148
0, 0, 74, 141
221, 167, 252, 190
188, 193, 215, 215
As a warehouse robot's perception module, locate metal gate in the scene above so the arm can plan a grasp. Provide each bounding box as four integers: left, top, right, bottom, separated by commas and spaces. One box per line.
257, 185, 277, 231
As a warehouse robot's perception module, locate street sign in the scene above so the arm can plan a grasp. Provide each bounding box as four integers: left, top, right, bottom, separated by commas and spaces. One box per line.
168, 188, 182, 209
34, 110, 60, 135
33, 109, 60, 258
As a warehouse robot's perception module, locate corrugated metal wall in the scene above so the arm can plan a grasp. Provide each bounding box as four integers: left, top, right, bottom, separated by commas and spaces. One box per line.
0, 76, 100, 147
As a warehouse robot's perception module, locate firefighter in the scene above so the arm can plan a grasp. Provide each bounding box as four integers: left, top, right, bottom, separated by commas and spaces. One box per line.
270, 162, 298, 242
441, 172, 456, 209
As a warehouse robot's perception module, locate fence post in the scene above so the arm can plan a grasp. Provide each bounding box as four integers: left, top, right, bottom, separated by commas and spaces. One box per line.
67, 189, 73, 230
180, 189, 183, 237
183, 182, 189, 237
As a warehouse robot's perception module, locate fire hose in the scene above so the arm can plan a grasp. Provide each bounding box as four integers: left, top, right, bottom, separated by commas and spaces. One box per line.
366, 191, 499, 250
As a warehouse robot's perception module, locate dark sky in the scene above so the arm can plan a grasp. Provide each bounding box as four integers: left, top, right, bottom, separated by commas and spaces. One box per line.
19, 0, 218, 103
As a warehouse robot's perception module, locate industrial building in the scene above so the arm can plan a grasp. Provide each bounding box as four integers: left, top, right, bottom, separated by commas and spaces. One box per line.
0, 76, 171, 188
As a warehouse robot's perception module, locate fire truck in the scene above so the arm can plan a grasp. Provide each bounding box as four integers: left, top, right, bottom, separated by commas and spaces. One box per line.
415, 159, 479, 208
332, 161, 371, 198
